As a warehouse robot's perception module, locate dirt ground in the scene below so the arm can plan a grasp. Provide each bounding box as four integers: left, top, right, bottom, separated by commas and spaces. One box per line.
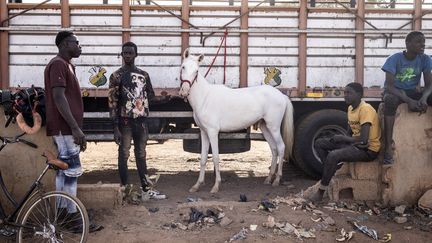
78, 140, 431, 243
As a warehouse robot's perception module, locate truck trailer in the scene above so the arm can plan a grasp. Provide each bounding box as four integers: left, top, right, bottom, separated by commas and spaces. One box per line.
0, 0, 430, 178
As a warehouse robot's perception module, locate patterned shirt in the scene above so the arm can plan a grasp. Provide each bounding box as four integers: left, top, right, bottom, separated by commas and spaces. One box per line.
108, 67, 155, 123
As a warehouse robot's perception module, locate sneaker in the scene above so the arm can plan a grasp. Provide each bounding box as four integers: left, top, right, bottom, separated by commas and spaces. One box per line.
0, 226, 15, 237
141, 188, 167, 201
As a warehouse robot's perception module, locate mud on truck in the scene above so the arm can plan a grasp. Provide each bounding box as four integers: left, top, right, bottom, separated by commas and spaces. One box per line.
0, 0, 430, 178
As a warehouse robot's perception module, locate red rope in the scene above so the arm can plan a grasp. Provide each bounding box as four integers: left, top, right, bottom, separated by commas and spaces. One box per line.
205, 29, 229, 84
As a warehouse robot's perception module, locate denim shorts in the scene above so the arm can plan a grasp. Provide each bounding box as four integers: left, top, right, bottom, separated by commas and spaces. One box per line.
53, 134, 82, 177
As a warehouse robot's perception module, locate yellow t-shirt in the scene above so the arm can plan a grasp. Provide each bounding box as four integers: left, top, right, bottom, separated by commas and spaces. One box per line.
347, 101, 381, 152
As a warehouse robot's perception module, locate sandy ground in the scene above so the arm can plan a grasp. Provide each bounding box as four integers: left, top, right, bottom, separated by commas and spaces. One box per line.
71, 140, 432, 242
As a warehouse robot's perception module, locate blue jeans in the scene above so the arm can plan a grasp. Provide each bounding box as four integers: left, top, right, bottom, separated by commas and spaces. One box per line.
53, 134, 81, 213
118, 117, 150, 189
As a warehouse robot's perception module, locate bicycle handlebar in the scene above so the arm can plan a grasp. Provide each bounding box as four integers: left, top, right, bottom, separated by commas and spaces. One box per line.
0, 132, 38, 152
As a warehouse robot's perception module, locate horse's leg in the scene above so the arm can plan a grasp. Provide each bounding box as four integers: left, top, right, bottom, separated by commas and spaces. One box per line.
259, 122, 278, 185
207, 130, 221, 193
267, 126, 286, 187
189, 129, 210, 193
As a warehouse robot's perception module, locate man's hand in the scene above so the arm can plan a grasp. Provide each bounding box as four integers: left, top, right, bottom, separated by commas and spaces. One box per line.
407, 98, 423, 112
72, 127, 87, 152
418, 97, 429, 113
113, 126, 122, 145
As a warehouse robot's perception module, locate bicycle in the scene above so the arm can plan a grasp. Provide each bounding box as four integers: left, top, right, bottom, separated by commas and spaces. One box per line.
0, 132, 89, 242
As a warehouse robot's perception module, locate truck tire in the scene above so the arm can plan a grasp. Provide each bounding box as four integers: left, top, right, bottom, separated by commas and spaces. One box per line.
293, 109, 347, 179
183, 128, 251, 154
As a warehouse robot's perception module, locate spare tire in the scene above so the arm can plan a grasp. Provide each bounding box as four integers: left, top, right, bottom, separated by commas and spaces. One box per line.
293, 109, 347, 179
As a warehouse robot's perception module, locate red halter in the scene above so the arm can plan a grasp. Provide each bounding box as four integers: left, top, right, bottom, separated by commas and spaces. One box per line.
180, 69, 198, 88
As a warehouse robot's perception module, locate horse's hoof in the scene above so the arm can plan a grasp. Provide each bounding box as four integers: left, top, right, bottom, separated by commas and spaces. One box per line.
264, 177, 272, 185
189, 186, 199, 193
272, 180, 280, 187
210, 187, 219, 194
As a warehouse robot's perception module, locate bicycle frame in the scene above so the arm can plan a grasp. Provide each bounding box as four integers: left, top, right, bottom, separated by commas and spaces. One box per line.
0, 164, 51, 227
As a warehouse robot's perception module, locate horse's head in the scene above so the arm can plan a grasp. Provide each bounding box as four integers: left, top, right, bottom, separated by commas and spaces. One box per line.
179, 48, 204, 98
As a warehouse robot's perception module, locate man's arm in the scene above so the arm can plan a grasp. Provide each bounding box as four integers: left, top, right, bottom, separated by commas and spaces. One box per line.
420, 71, 432, 107
52, 87, 86, 150
385, 72, 412, 103
108, 72, 121, 144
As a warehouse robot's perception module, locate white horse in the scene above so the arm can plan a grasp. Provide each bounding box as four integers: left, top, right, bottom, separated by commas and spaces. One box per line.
179, 49, 294, 193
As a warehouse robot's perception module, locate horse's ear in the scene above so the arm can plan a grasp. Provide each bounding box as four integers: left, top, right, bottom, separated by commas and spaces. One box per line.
183, 48, 189, 59
198, 54, 204, 63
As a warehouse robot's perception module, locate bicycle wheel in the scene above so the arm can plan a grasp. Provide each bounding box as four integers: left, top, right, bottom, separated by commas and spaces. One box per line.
16, 191, 89, 243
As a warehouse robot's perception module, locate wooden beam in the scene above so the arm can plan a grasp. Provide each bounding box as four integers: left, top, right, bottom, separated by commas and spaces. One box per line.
414, 0, 422, 30
122, 0, 130, 43
297, 0, 307, 97
181, 0, 190, 55
239, 0, 248, 88
355, 0, 365, 85
0, 0, 9, 89
61, 0, 70, 27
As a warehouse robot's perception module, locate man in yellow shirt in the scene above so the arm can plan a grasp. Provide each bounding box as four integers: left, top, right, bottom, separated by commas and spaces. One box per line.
309, 82, 381, 203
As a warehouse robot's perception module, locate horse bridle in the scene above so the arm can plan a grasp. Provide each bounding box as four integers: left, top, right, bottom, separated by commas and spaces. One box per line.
180, 69, 198, 88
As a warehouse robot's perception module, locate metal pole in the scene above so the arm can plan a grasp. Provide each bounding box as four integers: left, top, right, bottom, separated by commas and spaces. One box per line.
239, 0, 248, 88
181, 0, 190, 55
355, 0, 365, 85
122, 0, 131, 43
61, 0, 70, 28
298, 0, 307, 97
0, 0, 9, 89
414, 0, 422, 30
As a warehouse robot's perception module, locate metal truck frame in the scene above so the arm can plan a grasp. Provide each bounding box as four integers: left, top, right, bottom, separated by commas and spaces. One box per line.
0, 0, 430, 177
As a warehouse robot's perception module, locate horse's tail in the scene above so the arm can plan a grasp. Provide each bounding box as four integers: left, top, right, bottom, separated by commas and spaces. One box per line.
282, 96, 294, 161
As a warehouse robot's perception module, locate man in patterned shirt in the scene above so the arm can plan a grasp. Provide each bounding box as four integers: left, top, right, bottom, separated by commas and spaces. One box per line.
108, 42, 167, 200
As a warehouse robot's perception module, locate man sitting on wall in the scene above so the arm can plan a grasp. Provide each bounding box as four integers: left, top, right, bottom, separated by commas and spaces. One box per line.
308, 83, 381, 203
381, 31, 432, 165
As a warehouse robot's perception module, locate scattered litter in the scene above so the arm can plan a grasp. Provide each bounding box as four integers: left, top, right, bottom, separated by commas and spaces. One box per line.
259, 200, 276, 212
186, 197, 202, 202
365, 209, 373, 216
219, 217, 233, 227
249, 225, 258, 231
394, 216, 408, 224
239, 194, 247, 202
404, 226, 413, 230
379, 233, 392, 242
277, 222, 316, 239
336, 228, 355, 242
395, 205, 407, 215
148, 207, 159, 213
349, 221, 378, 240
323, 216, 335, 226
229, 228, 248, 242
262, 216, 275, 228
189, 207, 204, 223
174, 222, 188, 230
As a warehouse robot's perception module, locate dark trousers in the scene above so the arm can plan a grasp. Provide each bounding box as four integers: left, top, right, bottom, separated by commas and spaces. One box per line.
384, 90, 432, 116
315, 138, 378, 187
118, 117, 149, 189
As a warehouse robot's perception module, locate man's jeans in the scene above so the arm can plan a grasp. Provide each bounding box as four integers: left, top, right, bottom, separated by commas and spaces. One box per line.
118, 118, 150, 189
315, 137, 378, 187
53, 134, 81, 213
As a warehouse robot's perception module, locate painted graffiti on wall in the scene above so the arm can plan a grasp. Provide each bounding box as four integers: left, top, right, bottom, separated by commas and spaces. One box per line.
264, 67, 282, 87
88, 66, 107, 88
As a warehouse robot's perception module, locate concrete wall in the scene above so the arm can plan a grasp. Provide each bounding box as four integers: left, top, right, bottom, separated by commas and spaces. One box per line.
382, 104, 432, 205
0, 107, 56, 211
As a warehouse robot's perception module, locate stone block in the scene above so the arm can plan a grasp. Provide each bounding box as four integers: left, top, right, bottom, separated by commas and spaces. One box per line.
77, 183, 122, 209
349, 160, 381, 180
328, 176, 379, 201
335, 163, 349, 176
